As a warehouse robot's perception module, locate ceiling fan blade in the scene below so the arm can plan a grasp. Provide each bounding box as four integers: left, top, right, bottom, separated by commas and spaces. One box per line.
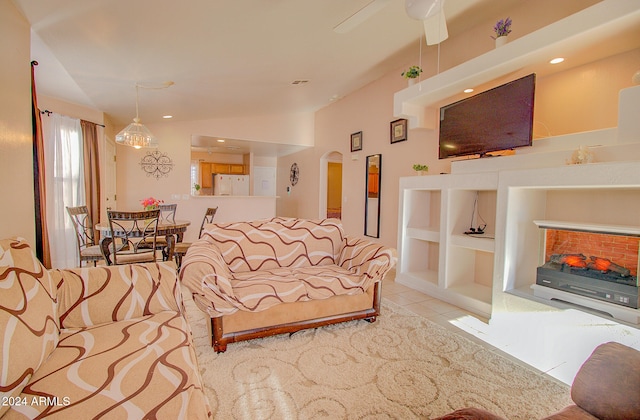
405, 0, 449, 45
333, 0, 391, 34
405, 0, 441, 20
423, 7, 448, 45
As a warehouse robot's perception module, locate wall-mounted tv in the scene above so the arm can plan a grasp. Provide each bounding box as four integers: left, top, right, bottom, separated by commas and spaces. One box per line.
439, 73, 536, 159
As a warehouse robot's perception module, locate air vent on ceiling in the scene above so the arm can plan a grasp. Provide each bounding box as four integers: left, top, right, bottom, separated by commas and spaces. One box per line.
291, 80, 309, 85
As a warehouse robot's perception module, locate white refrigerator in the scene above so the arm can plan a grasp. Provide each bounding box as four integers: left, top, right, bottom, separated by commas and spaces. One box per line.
212, 174, 250, 196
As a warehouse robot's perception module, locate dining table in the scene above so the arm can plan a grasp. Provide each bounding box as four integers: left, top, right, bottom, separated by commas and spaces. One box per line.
96, 219, 191, 265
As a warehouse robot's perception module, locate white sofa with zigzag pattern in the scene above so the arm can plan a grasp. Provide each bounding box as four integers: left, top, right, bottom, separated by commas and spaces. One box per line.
179, 217, 396, 352
0, 238, 210, 419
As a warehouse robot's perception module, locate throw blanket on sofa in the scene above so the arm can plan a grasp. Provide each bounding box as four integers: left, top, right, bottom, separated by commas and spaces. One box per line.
180, 218, 396, 317
0, 238, 210, 419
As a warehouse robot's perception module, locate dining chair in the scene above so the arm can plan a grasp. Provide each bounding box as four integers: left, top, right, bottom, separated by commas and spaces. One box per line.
159, 203, 177, 223
174, 207, 218, 269
106, 209, 160, 265
155, 203, 177, 260
66, 205, 104, 267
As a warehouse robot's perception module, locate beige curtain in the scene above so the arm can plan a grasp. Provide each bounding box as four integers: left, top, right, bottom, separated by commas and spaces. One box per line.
31, 61, 51, 268
80, 120, 101, 238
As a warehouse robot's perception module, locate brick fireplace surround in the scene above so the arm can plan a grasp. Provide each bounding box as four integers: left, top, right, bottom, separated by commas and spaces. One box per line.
545, 230, 639, 278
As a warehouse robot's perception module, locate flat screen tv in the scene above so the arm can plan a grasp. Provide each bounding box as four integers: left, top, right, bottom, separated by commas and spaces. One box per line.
439, 73, 536, 159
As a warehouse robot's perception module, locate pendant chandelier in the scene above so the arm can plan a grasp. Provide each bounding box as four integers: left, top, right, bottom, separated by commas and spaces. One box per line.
116, 81, 173, 149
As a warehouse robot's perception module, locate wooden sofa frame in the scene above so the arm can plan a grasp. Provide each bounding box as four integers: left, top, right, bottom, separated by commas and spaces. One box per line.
207, 281, 381, 353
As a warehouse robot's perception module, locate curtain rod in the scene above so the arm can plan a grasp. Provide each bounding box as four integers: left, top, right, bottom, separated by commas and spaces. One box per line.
40, 109, 106, 128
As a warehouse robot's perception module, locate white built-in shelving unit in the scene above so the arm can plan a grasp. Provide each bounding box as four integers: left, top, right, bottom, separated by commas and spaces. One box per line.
397, 162, 640, 323
397, 172, 498, 318
398, 176, 443, 290
394, 0, 640, 322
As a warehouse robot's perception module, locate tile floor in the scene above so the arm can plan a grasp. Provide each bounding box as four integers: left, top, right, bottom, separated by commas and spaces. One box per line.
382, 273, 487, 324
381, 269, 640, 386
380, 271, 495, 350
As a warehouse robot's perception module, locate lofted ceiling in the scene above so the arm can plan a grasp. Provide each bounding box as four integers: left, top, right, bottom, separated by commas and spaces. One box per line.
14, 0, 523, 131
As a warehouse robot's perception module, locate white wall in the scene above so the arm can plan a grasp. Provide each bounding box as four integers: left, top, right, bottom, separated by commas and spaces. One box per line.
0, 0, 35, 243
114, 111, 314, 213
37, 95, 105, 126
253, 166, 277, 196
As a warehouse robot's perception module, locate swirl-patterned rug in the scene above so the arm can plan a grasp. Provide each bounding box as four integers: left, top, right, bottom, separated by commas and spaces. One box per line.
184, 292, 571, 419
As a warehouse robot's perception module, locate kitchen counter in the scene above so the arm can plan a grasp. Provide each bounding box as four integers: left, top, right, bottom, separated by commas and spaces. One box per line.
191, 195, 278, 198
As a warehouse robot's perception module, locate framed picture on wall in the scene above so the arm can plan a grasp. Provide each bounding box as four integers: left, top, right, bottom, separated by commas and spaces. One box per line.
390, 119, 407, 144
351, 131, 363, 152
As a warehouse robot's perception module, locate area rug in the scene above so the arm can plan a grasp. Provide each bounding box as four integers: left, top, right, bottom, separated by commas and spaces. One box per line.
184, 291, 571, 419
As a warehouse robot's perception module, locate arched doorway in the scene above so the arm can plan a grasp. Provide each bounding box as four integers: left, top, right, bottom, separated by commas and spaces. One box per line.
319, 151, 343, 219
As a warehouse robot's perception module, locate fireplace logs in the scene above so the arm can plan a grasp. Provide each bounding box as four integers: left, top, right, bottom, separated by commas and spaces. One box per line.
549, 254, 631, 277
587, 257, 631, 277
550, 253, 587, 268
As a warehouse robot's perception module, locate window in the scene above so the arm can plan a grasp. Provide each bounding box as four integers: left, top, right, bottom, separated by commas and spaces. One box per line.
42, 113, 84, 268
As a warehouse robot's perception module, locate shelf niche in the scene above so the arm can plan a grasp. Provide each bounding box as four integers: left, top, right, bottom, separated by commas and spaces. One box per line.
499, 164, 640, 325
396, 173, 498, 319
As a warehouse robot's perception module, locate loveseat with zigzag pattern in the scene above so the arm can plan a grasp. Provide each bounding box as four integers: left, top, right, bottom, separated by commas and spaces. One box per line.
179, 218, 396, 352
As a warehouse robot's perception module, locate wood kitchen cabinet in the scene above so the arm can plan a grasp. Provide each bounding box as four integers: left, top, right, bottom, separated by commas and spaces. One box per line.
212, 163, 230, 174
229, 164, 245, 174
200, 163, 213, 188
200, 162, 246, 186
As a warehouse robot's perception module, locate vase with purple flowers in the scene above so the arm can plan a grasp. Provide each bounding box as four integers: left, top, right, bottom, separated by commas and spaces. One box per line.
491, 17, 512, 48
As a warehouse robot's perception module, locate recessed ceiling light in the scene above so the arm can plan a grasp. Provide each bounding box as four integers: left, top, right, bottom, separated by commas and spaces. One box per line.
464, 88, 474, 93
162, 115, 172, 119
550, 57, 565, 64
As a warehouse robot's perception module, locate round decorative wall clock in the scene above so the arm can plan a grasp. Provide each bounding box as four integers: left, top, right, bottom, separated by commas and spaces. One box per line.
289, 163, 299, 186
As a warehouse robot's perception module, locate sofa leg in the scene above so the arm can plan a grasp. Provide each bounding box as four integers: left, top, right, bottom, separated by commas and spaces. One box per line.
365, 316, 377, 323
209, 317, 227, 353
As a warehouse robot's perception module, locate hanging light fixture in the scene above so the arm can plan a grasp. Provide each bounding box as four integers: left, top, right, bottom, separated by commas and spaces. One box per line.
116, 81, 173, 149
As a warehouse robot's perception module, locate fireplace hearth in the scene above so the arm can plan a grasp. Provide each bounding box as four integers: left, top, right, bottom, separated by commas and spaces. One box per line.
534, 222, 640, 311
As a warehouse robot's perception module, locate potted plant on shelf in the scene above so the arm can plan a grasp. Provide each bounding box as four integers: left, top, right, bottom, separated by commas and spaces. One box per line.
491, 17, 512, 47
402, 66, 423, 86
193, 183, 201, 195
412, 164, 429, 176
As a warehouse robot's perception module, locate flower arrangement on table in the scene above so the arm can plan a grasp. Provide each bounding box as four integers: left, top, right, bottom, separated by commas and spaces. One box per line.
141, 197, 164, 210
401, 65, 423, 79
491, 17, 512, 39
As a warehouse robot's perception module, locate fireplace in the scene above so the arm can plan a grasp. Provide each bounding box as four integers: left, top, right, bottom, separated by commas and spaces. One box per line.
534, 222, 639, 310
